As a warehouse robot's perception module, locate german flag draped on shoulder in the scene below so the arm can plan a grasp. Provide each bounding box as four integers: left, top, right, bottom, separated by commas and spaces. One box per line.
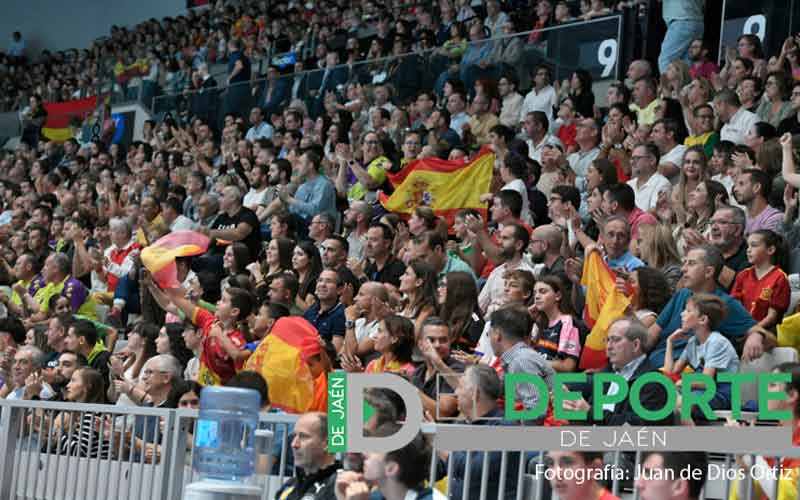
378, 145, 495, 227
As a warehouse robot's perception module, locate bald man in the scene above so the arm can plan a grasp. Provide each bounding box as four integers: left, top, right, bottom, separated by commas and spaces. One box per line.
530, 224, 565, 277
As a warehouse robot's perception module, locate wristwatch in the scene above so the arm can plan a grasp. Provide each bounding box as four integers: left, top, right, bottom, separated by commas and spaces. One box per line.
345, 320, 356, 329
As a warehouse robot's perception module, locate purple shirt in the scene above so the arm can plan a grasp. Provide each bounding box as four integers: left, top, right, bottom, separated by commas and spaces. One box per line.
745, 205, 783, 235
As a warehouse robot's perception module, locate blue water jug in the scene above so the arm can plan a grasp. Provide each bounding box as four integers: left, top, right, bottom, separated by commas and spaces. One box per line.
193, 386, 261, 481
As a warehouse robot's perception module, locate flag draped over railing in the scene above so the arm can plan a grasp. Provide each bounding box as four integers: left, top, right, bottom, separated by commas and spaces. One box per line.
379, 146, 495, 226
141, 231, 211, 288
579, 250, 631, 370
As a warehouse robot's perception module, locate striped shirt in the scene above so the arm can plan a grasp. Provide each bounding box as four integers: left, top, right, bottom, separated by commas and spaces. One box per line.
500, 342, 555, 411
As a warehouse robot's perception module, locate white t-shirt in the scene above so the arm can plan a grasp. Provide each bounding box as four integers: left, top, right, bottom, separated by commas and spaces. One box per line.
660, 144, 687, 183
627, 173, 672, 211
243, 187, 270, 210
721, 107, 758, 145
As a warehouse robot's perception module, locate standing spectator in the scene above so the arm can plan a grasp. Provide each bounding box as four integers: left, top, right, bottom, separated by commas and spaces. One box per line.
657, 0, 705, 73
223, 38, 251, 119
20, 95, 47, 149
520, 65, 557, 125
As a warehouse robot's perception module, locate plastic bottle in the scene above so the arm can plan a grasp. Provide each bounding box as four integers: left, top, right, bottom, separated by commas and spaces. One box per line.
193, 386, 261, 482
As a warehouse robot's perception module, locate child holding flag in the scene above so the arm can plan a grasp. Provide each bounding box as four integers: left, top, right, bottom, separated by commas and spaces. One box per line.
152, 279, 255, 386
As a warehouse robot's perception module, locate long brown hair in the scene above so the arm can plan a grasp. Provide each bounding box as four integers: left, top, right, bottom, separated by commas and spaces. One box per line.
74, 368, 106, 404
439, 271, 478, 344
531, 275, 574, 335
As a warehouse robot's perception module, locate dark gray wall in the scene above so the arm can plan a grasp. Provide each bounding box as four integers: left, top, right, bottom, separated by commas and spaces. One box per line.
2, 0, 186, 55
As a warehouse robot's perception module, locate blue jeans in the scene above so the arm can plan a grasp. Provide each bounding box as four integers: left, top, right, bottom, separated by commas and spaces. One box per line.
659, 19, 704, 73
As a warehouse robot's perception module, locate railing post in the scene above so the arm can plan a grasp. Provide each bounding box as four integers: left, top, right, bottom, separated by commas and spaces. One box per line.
0, 403, 22, 499
167, 410, 191, 500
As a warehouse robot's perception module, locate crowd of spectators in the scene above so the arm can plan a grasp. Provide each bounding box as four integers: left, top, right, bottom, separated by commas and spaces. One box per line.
3, 0, 800, 498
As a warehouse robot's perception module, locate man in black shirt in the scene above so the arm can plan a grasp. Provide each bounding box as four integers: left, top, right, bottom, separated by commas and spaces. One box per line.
412, 317, 465, 420
352, 223, 405, 288
204, 186, 262, 269
274, 412, 339, 500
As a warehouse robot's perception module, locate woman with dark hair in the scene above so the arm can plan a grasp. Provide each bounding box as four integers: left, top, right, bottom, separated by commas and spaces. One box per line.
108, 322, 159, 403
626, 267, 672, 328
567, 69, 594, 118
744, 122, 778, 157
361, 314, 416, 377
222, 242, 251, 291
251, 237, 294, 292
156, 323, 195, 371
292, 240, 322, 311
165, 380, 202, 409
530, 275, 581, 372
398, 260, 439, 340
438, 271, 483, 350
656, 98, 690, 141
757, 72, 792, 127
674, 179, 729, 254
51, 368, 111, 458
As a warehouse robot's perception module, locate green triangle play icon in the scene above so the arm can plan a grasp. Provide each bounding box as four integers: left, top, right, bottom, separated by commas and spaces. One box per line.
363, 399, 376, 424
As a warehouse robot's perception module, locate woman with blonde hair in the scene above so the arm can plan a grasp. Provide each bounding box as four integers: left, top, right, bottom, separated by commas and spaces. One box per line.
636, 223, 682, 292
661, 60, 691, 100
670, 146, 710, 224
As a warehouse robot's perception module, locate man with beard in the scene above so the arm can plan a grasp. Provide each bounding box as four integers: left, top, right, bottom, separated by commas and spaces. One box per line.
733, 168, 783, 235
243, 163, 271, 214
685, 205, 748, 291
342, 201, 372, 261
50, 350, 86, 400
478, 222, 535, 314
530, 224, 566, 278
257, 159, 292, 225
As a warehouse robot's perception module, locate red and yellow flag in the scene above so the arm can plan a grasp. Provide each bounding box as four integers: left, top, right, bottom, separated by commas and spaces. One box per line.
42, 96, 99, 142
378, 146, 495, 226
579, 250, 631, 370
243, 317, 317, 414
141, 231, 210, 288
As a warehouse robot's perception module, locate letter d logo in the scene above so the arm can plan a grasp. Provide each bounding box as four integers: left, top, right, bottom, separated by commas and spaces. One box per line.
329, 373, 422, 453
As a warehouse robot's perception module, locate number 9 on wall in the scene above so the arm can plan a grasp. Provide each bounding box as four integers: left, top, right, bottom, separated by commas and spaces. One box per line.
597, 39, 618, 78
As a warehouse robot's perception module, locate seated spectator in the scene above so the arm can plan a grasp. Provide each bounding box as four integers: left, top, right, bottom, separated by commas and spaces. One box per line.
665, 293, 739, 422
1, 346, 54, 400
276, 413, 340, 499
778, 82, 800, 135
344, 313, 415, 377
530, 275, 581, 372
353, 223, 406, 288
444, 364, 520, 500
564, 317, 672, 426
334, 131, 389, 204
757, 72, 793, 128
64, 319, 110, 396
438, 271, 483, 350
303, 269, 346, 355
715, 89, 759, 145
26, 253, 97, 322
487, 306, 555, 417
412, 317, 464, 420
630, 77, 660, 126
635, 451, 708, 500
637, 224, 683, 291
733, 168, 783, 235
684, 104, 720, 158
731, 230, 790, 330
545, 451, 622, 500
646, 245, 762, 367
49, 368, 111, 458
335, 424, 434, 500
478, 222, 536, 314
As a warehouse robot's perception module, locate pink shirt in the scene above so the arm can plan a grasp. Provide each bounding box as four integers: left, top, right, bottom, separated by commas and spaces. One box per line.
628, 207, 657, 240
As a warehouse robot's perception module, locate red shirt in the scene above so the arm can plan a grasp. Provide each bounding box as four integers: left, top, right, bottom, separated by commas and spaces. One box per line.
689, 60, 719, 80
731, 266, 791, 322
557, 122, 577, 150
194, 307, 246, 386
106, 242, 140, 292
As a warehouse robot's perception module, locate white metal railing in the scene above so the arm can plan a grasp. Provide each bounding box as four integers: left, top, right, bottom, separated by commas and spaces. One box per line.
0, 399, 790, 500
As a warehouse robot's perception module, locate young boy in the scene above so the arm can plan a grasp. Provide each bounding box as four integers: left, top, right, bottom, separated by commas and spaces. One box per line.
664, 293, 740, 421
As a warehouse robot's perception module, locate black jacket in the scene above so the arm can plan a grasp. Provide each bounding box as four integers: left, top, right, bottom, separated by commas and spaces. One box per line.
581, 358, 674, 426
274, 462, 340, 500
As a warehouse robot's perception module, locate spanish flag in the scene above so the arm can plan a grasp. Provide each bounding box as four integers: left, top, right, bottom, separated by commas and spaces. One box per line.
579, 250, 631, 370
379, 146, 494, 226
243, 317, 317, 414
41, 95, 99, 142
141, 231, 210, 288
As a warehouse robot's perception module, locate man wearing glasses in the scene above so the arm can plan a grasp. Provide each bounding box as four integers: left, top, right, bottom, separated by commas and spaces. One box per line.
683, 103, 719, 158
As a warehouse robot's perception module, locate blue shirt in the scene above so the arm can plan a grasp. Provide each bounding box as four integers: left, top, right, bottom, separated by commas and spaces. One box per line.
606, 251, 645, 272
303, 301, 346, 345
650, 288, 755, 366
290, 174, 337, 223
